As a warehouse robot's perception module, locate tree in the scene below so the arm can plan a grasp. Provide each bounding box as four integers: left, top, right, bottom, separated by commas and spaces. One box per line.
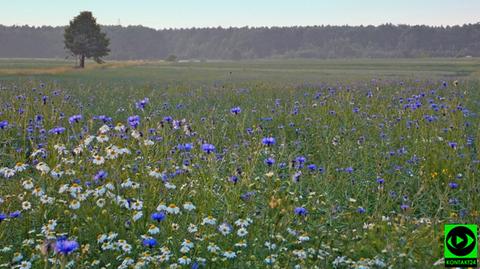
64, 11, 110, 68
165, 54, 178, 62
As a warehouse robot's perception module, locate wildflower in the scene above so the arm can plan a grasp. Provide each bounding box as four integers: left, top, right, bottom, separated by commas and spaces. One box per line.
96, 134, 109, 143
448, 182, 459, 189
69, 200, 81, 210
147, 224, 160, 235
262, 137, 276, 146
14, 162, 28, 172
115, 123, 126, 132
127, 115, 140, 128
48, 127, 66, 135
98, 124, 111, 134
178, 256, 191, 265
264, 157, 275, 166
151, 212, 166, 222
202, 216, 217, 225
230, 106, 241, 115
298, 234, 310, 242
35, 162, 51, 174
55, 238, 79, 255
0, 120, 8, 129
21, 201, 31, 211
131, 200, 143, 211
183, 202, 196, 211
163, 204, 179, 214
68, 114, 82, 124
136, 98, 150, 110
207, 243, 220, 253
17, 261, 32, 269
218, 222, 232, 235
294, 207, 308, 216
223, 250, 237, 259
234, 218, 252, 228
1, 168, 15, 178
181, 239, 194, 249
94, 170, 108, 181
237, 228, 248, 237
132, 211, 143, 221
264, 255, 276, 265
9, 211, 21, 218
201, 143, 216, 154
92, 155, 105, 165
96, 198, 106, 208
142, 237, 157, 248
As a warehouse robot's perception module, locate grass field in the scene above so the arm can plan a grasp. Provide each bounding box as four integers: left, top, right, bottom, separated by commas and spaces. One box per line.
0, 58, 479, 268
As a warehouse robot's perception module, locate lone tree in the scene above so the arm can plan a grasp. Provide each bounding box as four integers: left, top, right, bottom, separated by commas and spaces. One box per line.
64, 11, 110, 68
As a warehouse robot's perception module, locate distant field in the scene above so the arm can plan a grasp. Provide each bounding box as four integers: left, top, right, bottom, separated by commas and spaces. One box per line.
1, 58, 479, 87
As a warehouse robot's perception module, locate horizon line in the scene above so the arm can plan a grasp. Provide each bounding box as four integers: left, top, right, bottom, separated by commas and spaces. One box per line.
2, 22, 480, 30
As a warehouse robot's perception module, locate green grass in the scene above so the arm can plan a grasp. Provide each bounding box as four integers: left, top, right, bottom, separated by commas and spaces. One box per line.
1, 58, 479, 86
0, 58, 479, 268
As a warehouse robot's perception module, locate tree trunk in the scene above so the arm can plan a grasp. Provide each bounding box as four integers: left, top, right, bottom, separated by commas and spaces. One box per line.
79, 54, 85, 68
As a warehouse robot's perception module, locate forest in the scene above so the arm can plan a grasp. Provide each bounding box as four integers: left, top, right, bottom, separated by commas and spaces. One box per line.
1, 23, 479, 60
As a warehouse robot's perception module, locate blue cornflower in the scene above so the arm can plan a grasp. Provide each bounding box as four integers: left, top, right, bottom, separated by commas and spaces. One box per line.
68, 114, 82, 124
163, 116, 173, 123
151, 212, 166, 222
229, 175, 239, 184
294, 207, 308, 216
345, 167, 354, 173
184, 143, 193, 151
448, 142, 457, 149
307, 164, 317, 171
48, 127, 66, 135
93, 115, 112, 123
55, 238, 79, 254
264, 157, 275, 166
0, 120, 8, 129
127, 115, 140, 129
201, 143, 216, 154
230, 106, 241, 115
295, 156, 306, 164
0, 213, 6, 222
357, 207, 366, 214
9, 211, 21, 218
240, 191, 256, 201
448, 182, 459, 189
400, 204, 410, 211
143, 238, 157, 247
262, 137, 276, 146
94, 170, 108, 181
376, 178, 385, 184
178, 143, 193, 152
136, 98, 150, 110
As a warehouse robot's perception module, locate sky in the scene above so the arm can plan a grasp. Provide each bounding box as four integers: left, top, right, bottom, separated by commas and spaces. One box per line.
1, 0, 479, 29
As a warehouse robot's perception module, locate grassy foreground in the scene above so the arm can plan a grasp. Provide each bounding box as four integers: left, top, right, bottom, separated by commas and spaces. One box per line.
0, 59, 479, 268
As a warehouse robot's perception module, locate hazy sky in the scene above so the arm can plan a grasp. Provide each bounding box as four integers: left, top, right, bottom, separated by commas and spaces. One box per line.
2, 0, 479, 28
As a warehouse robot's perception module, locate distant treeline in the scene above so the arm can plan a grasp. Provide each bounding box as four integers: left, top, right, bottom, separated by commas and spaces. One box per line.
1, 23, 479, 60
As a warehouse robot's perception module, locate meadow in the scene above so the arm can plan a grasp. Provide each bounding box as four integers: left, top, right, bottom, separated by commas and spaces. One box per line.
0, 58, 479, 268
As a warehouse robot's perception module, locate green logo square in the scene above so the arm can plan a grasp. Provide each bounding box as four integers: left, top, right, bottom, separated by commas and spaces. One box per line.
444, 224, 478, 267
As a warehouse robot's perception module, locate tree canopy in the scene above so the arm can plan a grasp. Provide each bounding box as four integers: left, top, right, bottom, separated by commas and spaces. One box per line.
64, 11, 110, 68
1, 23, 479, 60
